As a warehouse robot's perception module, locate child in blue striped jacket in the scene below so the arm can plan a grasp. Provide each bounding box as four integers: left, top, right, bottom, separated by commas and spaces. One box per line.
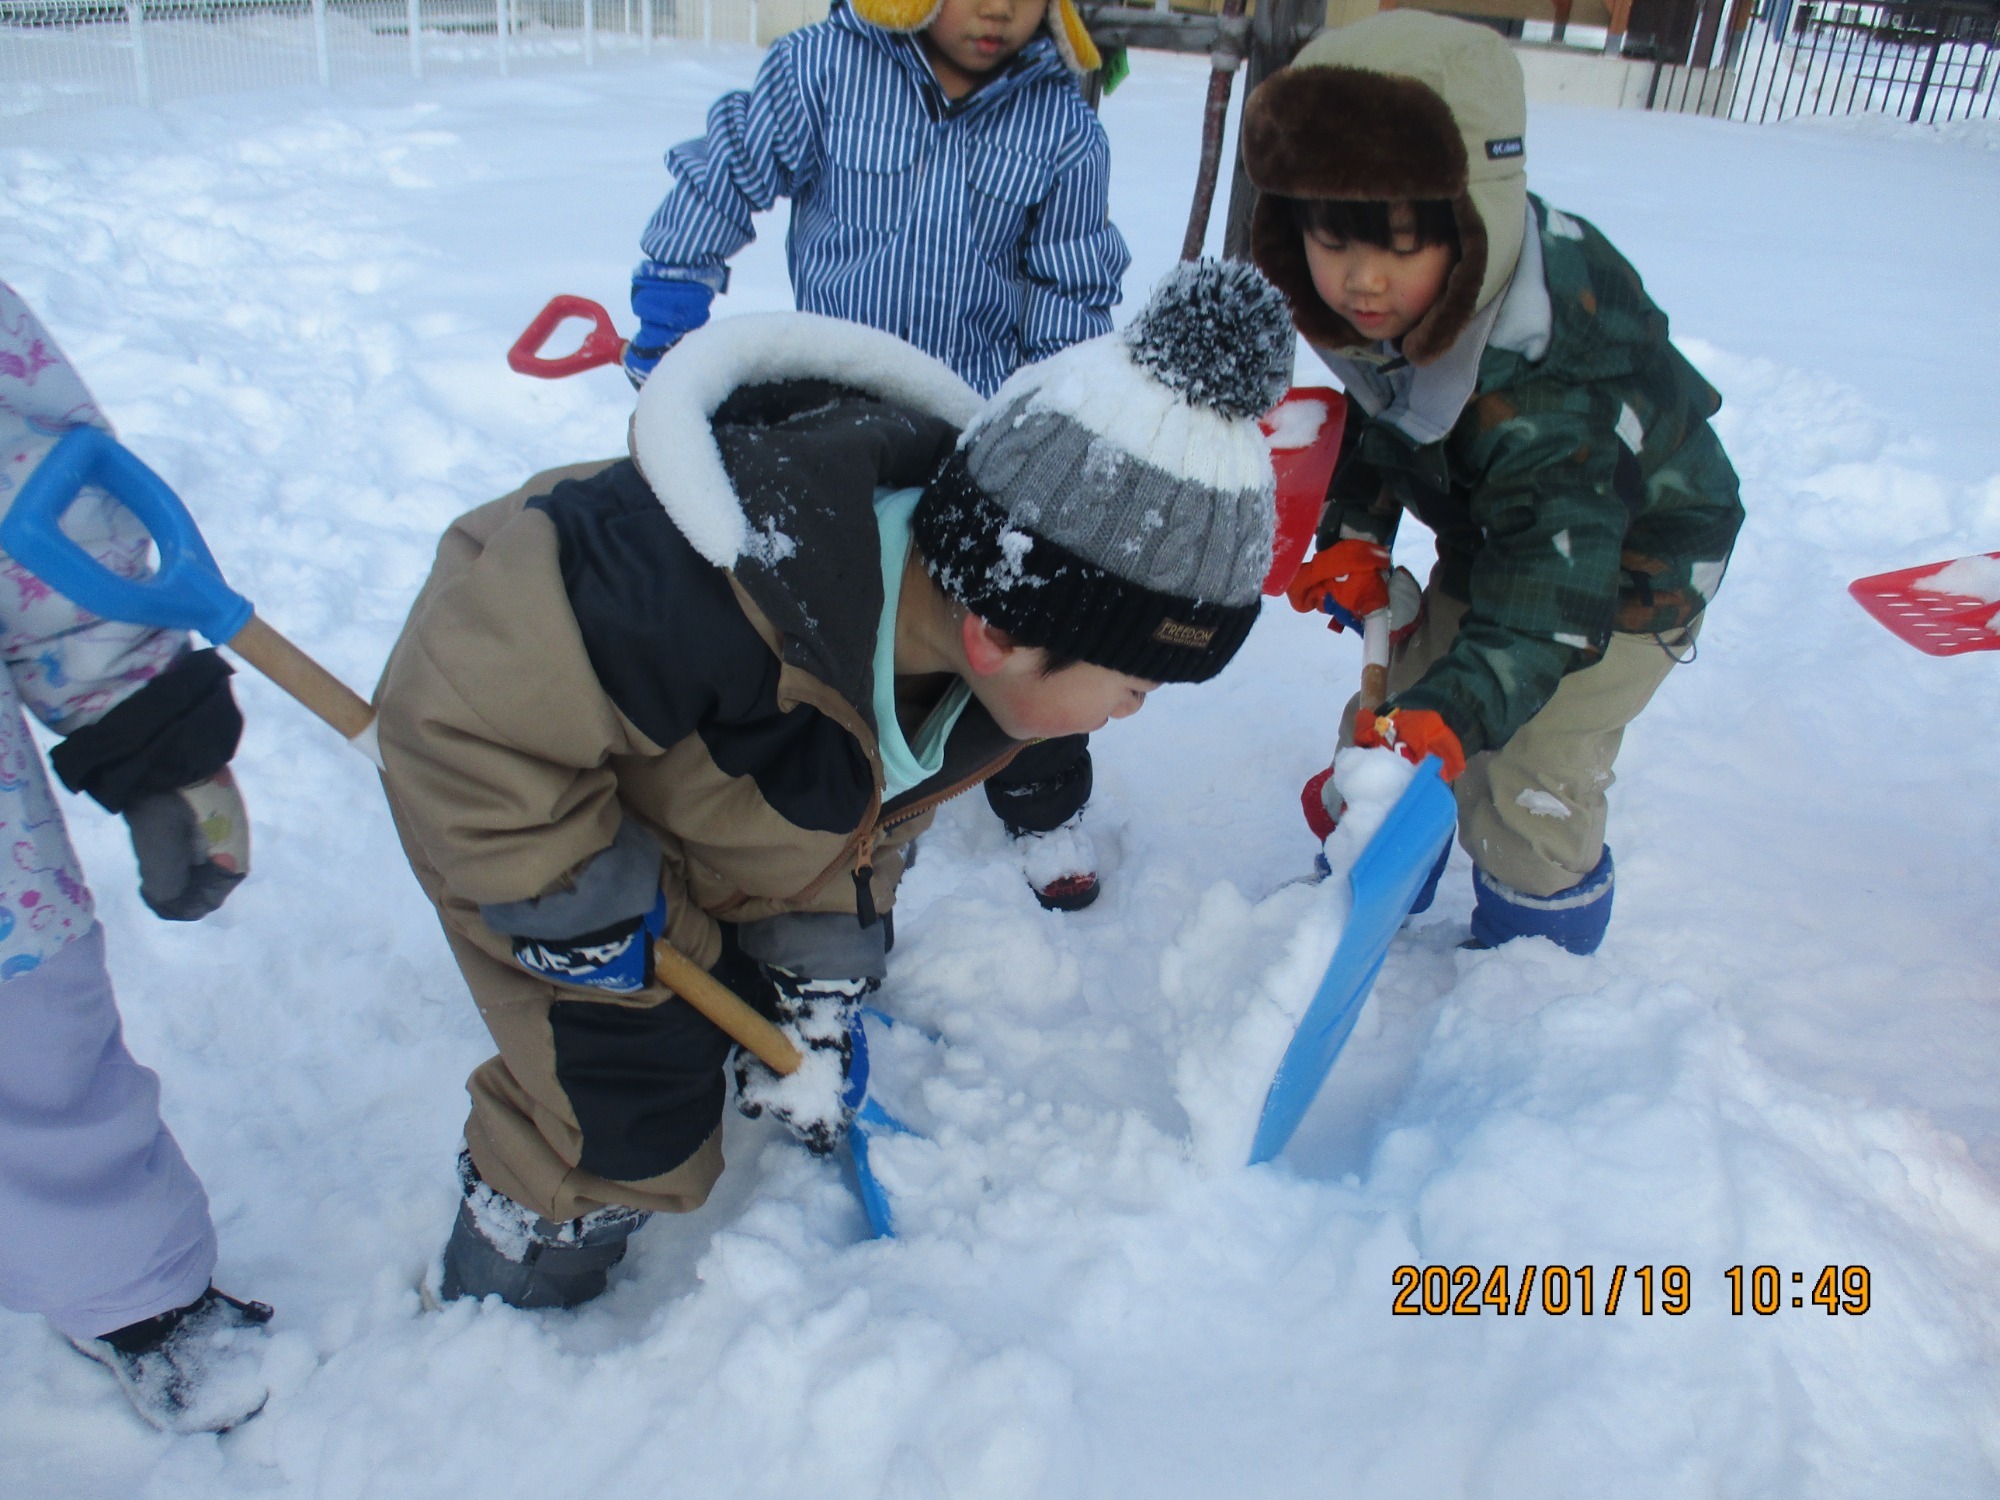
627, 0, 1130, 401
629, 0, 1134, 912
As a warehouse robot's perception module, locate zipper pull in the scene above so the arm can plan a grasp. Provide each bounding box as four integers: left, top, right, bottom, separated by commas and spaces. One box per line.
852, 839, 878, 929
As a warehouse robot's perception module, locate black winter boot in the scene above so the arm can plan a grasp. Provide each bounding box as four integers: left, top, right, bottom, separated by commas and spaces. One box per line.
439, 1149, 650, 1310
69, 1286, 275, 1434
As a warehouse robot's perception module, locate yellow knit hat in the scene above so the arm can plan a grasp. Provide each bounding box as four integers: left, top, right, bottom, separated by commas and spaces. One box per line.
852, 0, 1102, 74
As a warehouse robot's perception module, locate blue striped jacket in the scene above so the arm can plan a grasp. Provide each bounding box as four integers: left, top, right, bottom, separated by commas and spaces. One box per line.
639, 1, 1131, 397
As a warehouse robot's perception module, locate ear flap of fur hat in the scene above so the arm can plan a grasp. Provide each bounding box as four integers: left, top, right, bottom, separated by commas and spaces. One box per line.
850, 0, 1101, 72
1242, 11, 1527, 366
849, 0, 944, 30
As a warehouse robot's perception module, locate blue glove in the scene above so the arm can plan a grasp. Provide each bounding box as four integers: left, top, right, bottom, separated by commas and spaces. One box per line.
509, 888, 669, 993
625, 267, 716, 387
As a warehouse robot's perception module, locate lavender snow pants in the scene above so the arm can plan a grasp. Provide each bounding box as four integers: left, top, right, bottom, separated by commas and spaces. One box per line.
0, 925, 216, 1340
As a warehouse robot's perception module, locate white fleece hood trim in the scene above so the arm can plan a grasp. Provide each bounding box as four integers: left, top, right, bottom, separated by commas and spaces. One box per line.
630, 312, 982, 569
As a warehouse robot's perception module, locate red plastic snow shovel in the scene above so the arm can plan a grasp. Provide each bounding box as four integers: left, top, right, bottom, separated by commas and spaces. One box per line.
1258, 387, 1346, 597
1849, 553, 2000, 655
506, 295, 626, 378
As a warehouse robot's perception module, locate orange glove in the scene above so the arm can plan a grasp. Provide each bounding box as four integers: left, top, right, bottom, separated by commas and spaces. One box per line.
1285, 538, 1390, 631
1354, 707, 1467, 782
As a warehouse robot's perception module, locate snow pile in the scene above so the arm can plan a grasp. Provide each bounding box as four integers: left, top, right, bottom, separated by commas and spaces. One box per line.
1162, 746, 1412, 1170
1261, 393, 1329, 451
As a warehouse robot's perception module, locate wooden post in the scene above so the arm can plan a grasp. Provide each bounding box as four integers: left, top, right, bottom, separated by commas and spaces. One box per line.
1605, 0, 1633, 52
1221, 0, 1318, 262
1689, 0, 1727, 68
1181, 0, 1250, 261
1552, 0, 1573, 43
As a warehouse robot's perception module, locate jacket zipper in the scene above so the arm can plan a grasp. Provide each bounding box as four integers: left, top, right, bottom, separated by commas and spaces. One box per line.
847, 742, 1029, 928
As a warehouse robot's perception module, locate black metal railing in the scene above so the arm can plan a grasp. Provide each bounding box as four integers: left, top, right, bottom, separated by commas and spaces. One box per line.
1643, 0, 1999, 124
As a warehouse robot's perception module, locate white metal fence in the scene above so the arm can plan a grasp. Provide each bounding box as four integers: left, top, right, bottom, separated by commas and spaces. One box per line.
2, 0, 825, 123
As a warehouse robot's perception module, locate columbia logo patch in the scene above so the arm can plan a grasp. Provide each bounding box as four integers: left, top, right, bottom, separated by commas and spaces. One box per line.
1486, 136, 1524, 160
1152, 618, 1216, 649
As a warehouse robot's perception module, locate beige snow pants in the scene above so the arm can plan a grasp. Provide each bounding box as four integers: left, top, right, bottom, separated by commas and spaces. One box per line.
1340, 577, 1701, 898
387, 792, 725, 1224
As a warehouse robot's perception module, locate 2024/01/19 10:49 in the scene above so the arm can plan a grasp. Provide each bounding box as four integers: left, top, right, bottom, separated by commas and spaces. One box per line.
1389, 1264, 1872, 1316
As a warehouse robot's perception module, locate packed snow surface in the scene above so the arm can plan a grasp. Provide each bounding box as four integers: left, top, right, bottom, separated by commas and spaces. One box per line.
5, 50, 2000, 1500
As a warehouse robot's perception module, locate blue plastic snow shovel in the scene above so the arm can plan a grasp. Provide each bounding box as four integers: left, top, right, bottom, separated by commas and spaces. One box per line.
1247, 757, 1456, 1166
4, 426, 383, 761
4, 428, 908, 1233
843, 1008, 918, 1238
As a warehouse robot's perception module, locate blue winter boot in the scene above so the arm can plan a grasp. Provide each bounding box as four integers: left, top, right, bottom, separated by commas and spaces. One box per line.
1467, 846, 1615, 955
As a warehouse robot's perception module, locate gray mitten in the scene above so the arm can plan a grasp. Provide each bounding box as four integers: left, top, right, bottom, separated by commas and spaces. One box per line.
123, 770, 250, 921
732, 973, 874, 1155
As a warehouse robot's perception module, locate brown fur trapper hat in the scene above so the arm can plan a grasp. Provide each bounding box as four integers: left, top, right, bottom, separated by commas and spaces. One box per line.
1242, 11, 1528, 365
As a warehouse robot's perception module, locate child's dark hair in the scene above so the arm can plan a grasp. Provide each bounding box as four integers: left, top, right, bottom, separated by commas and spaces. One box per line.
1289, 198, 1460, 252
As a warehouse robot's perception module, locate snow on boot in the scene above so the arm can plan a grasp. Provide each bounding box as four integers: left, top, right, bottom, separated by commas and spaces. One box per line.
68, 1286, 274, 1434
439, 1149, 650, 1310
734, 974, 872, 1153
1010, 813, 1100, 911
1467, 846, 1615, 955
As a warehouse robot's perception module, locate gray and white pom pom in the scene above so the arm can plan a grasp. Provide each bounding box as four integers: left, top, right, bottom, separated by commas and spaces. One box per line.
1122, 260, 1295, 420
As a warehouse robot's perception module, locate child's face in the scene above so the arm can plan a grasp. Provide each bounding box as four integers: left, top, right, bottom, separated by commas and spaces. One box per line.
960, 615, 1159, 739
1302, 201, 1456, 346
923, 0, 1049, 92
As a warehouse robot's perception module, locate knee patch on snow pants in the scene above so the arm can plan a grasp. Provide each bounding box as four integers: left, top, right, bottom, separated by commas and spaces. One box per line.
388, 792, 728, 1224
1343, 580, 1698, 900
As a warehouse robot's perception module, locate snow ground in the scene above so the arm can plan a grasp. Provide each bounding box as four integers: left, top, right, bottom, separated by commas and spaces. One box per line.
4, 48, 2000, 1499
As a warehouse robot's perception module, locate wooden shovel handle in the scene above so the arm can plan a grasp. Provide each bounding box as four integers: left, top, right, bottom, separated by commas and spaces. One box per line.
1358, 609, 1392, 714
226, 614, 378, 742
652, 942, 803, 1077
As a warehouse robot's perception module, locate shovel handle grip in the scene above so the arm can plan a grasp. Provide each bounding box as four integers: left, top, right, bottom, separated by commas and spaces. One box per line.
1, 427, 253, 645
651, 942, 804, 1077
506, 296, 627, 379
1359, 609, 1391, 713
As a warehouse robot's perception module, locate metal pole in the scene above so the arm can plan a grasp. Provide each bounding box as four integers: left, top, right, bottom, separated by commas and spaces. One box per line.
409, 0, 423, 79
642, 0, 652, 50
126, 0, 150, 107
497, 0, 509, 75
585, 0, 595, 64
313, 0, 331, 87
703, 0, 712, 44
748, 0, 758, 44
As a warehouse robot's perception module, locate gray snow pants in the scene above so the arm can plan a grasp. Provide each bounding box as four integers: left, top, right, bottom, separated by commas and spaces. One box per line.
0, 924, 216, 1339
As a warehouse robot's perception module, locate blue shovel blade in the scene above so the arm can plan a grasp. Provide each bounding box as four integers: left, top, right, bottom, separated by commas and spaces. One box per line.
843, 1006, 917, 1239
1247, 759, 1458, 1167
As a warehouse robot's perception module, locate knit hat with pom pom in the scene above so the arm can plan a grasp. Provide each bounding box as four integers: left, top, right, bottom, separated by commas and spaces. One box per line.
913, 260, 1293, 684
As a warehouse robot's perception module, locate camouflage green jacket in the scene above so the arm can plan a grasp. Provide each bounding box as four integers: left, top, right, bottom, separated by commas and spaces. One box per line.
1322, 196, 1743, 757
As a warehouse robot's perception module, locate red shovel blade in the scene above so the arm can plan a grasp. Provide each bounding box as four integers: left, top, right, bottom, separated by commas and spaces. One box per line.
506, 295, 626, 379
1259, 387, 1347, 597
1850, 553, 2000, 655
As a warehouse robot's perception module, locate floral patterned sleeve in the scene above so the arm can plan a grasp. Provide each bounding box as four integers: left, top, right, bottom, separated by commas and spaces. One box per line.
0, 285, 186, 735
